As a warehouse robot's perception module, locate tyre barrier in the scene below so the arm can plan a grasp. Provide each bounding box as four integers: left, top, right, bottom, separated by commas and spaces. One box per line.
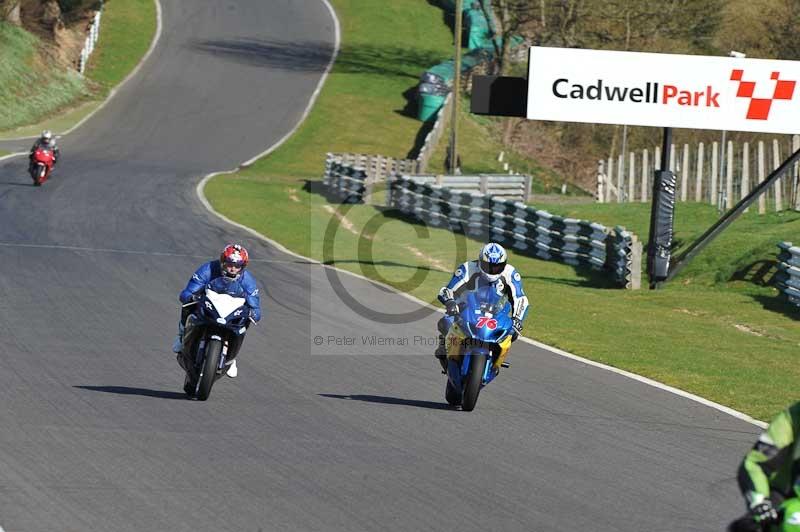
776, 242, 800, 307
387, 176, 641, 289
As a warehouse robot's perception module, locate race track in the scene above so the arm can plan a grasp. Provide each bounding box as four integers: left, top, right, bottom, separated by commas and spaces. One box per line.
0, 1, 760, 530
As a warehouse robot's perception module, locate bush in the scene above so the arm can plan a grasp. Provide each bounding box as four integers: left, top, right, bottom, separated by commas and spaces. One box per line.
57, 0, 102, 22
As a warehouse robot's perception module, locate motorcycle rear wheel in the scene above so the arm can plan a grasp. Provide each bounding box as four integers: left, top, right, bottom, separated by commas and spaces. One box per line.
461, 354, 486, 412
196, 338, 222, 401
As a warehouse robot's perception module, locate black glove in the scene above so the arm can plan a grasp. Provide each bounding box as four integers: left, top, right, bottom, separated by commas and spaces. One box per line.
749, 500, 779, 527
511, 318, 523, 341
444, 299, 459, 316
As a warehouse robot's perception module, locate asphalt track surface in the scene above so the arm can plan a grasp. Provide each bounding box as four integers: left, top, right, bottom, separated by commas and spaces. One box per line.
0, 1, 763, 531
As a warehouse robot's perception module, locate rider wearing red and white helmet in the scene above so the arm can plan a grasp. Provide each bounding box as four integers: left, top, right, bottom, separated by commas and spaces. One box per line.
172, 244, 261, 377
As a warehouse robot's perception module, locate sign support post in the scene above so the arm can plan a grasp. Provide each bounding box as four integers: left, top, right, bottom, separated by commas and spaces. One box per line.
646, 127, 676, 289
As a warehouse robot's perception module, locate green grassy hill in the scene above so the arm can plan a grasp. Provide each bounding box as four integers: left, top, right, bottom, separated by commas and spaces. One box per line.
0, 0, 156, 135
0, 22, 89, 130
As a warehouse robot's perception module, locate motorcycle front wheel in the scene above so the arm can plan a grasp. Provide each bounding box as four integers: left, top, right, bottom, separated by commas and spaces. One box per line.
445, 378, 461, 406
461, 354, 486, 412
196, 338, 222, 401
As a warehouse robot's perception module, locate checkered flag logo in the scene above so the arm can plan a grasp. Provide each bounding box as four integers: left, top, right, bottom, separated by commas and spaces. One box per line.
730, 69, 796, 120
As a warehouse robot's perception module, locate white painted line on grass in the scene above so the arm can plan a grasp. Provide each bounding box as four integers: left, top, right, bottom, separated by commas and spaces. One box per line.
195, 0, 767, 431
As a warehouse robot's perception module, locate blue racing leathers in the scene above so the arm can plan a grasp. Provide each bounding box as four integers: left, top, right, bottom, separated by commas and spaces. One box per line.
179, 260, 262, 322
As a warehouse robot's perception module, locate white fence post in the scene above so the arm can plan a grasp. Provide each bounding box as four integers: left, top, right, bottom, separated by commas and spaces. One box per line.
681, 143, 689, 202
641, 149, 649, 202
606, 156, 613, 203
76, 6, 103, 75
617, 154, 624, 202
758, 141, 766, 214
669, 143, 676, 173
793, 134, 800, 210
742, 142, 750, 212
710, 141, 719, 206
628, 151, 635, 202
774, 139, 783, 211
695, 142, 704, 202
597, 160, 605, 203
726, 140, 734, 210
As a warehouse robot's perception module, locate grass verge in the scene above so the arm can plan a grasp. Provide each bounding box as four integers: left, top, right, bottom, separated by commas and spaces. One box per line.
204, 1, 800, 421
85, 0, 156, 92
0, 0, 156, 136
0, 22, 89, 131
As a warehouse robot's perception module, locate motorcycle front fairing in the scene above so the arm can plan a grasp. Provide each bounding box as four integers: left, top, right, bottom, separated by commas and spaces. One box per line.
182, 278, 250, 361
446, 285, 514, 389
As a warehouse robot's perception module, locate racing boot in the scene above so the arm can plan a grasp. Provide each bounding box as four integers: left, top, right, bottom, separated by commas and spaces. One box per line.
172, 321, 184, 354
226, 359, 238, 378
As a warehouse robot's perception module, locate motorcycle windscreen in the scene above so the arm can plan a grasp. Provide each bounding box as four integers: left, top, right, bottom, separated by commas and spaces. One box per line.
204, 289, 246, 320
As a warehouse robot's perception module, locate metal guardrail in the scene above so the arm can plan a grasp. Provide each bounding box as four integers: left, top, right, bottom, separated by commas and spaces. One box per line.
325, 153, 418, 181
387, 176, 642, 288
776, 242, 800, 307
402, 173, 532, 202
77, 7, 103, 74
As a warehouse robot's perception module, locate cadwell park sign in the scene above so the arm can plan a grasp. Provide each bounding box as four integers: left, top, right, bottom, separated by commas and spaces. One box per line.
526, 47, 799, 135
470, 46, 800, 287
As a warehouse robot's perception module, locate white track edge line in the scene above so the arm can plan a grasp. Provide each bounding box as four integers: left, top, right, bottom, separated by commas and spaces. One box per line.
238, 1, 340, 168
0, 152, 25, 161
0, 0, 163, 141
194, 1, 767, 430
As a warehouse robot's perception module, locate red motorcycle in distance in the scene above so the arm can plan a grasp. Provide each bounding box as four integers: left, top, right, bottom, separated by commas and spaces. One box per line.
30, 147, 55, 186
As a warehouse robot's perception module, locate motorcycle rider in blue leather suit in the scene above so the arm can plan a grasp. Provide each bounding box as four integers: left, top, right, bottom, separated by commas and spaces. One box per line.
435, 242, 530, 371
173, 244, 261, 378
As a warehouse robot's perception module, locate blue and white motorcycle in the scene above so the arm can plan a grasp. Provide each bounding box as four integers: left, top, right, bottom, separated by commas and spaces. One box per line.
179, 277, 251, 400
444, 284, 513, 411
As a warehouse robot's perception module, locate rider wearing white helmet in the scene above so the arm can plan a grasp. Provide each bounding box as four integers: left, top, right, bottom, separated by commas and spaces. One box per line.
29, 130, 60, 172
434, 242, 529, 371
30, 130, 59, 160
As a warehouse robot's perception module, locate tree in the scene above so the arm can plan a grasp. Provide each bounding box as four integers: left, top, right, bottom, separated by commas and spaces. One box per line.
0, 0, 23, 25
488, 0, 538, 75
716, 0, 800, 60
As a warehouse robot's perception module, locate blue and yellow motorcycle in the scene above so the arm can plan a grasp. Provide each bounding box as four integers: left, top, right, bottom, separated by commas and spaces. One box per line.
444, 284, 513, 411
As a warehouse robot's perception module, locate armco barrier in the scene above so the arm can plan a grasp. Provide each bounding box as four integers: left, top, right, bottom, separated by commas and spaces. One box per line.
776, 242, 800, 307
402, 173, 531, 201
388, 176, 641, 288
325, 153, 419, 180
